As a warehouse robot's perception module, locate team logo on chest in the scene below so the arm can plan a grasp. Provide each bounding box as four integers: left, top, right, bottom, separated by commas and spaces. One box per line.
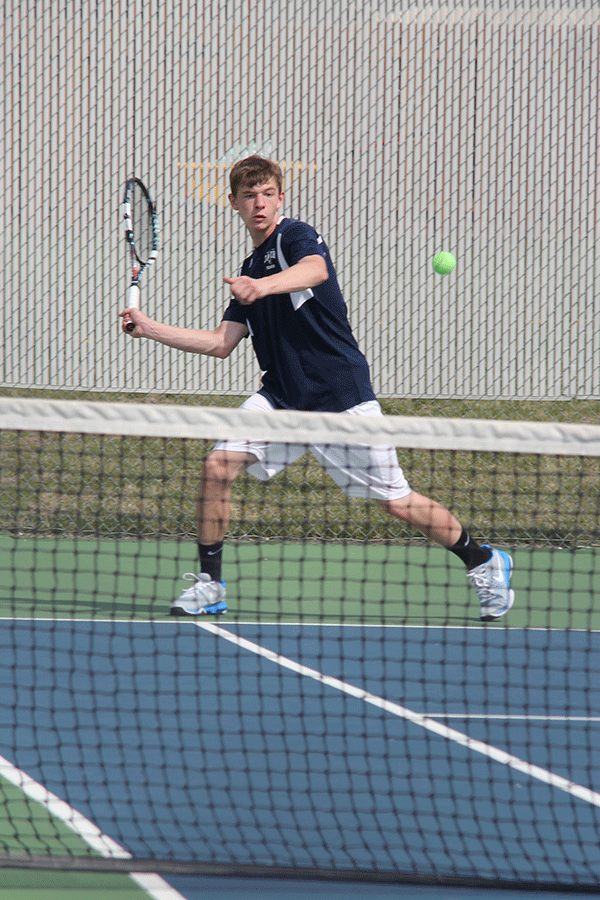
263, 249, 277, 271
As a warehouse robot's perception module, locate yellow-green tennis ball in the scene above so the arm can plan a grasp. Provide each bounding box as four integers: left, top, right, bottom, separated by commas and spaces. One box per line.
432, 252, 456, 275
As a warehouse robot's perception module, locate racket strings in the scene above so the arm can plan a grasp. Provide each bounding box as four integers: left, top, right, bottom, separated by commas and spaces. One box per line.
130, 186, 153, 265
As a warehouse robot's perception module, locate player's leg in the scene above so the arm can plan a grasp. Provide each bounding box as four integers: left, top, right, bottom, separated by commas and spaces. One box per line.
197, 448, 256, 547
380, 493, 513, 619
310, 401, 514, 619
170, 449, 254, 617
380, 491, 463, 548
171, 392, 307, 617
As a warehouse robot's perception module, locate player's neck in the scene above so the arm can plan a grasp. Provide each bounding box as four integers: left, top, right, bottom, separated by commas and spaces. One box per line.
250, 217, 282, 247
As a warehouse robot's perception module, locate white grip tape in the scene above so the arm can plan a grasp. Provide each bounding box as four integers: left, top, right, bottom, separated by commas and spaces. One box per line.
128, 283, 141, 308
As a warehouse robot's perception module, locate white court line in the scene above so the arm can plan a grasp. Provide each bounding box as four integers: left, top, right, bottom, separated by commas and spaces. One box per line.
2, 617, 599, 633
426, 715, 600, 722
195, 620, 600, 809
0, 755, 187, 900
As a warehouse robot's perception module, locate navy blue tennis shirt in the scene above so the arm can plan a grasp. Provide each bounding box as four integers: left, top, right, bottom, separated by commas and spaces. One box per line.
222, 217, 376, 412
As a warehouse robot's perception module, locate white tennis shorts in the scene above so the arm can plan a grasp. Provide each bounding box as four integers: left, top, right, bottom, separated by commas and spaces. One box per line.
213, 393, 412, 501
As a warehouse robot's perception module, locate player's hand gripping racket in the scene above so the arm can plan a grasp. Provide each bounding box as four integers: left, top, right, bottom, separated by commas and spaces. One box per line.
123, 177, 159, 332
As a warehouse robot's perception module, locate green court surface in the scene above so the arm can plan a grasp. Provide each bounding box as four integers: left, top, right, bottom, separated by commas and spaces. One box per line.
0, 773, 152, 898
0, 868, 151, 899
1, 534, 599, 629
0, 779, 94, 859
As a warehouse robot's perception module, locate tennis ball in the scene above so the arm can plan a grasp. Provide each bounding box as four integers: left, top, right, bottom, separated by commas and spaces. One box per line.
432, 252, 456, 275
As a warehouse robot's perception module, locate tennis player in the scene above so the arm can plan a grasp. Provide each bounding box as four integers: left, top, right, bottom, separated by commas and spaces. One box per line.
120, 156, 514, 621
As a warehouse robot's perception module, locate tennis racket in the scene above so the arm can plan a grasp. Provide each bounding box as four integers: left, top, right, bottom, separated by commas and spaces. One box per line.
123, 177, 159, 333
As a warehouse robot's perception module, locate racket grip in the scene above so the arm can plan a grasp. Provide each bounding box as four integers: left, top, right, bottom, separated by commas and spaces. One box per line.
125, 284, 141, 333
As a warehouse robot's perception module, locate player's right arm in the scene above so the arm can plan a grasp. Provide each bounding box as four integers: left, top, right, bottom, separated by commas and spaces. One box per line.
119, 311, 248, 359
224, 255, 328, 306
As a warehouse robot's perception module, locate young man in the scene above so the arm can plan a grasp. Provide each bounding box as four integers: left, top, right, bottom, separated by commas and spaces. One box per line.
120, 156, 514, 621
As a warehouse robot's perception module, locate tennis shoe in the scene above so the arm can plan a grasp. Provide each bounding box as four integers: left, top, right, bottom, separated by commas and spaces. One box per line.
170, 573, 227, 616
466, 545, 514, 621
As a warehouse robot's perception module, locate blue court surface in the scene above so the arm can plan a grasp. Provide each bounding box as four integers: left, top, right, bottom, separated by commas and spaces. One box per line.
165, 875, 600, 899
0, 618, 599, 896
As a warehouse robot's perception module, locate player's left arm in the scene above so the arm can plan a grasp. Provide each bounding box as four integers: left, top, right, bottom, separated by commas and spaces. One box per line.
224, 254, 328, 306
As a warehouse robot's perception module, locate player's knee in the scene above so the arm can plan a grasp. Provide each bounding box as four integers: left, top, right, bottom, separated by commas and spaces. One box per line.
377, 498, 397, 517
202, 449, 245, 487
377, 493, 414, 520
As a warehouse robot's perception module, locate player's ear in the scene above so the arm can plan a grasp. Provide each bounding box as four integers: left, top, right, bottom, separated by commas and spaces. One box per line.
228, 193, 238, 210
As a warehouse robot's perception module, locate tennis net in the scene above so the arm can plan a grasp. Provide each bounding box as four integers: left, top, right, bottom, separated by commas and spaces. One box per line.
0, 397, 599, 889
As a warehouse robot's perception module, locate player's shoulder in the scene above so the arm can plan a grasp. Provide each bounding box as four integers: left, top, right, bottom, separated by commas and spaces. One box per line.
277, 217, 321, 242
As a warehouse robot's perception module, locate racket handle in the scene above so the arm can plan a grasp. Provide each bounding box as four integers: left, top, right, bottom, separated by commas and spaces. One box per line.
125, 283, 141, 333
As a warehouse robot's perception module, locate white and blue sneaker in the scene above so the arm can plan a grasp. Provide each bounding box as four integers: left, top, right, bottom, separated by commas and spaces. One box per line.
170, 573, 227, 616
466, 545, 514, 621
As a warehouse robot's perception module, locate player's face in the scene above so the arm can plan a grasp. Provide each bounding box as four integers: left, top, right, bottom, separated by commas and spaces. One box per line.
229, 178, 284, 244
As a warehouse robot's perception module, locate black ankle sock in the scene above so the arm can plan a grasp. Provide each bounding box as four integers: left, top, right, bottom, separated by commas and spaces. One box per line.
449, 529, 492, 570
198, 541, 224, 582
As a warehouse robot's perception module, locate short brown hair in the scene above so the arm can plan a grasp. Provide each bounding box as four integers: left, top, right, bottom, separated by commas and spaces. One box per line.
229, 156, 283, 197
